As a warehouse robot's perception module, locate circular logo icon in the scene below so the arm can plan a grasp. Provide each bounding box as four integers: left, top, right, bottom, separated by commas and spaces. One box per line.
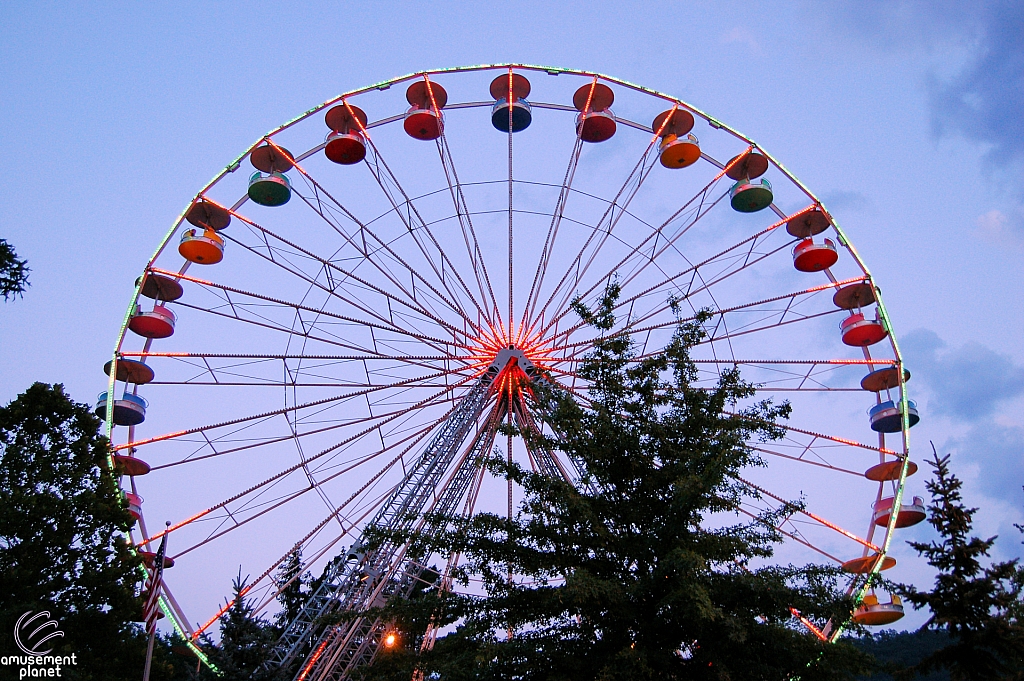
14, 611, 64, 656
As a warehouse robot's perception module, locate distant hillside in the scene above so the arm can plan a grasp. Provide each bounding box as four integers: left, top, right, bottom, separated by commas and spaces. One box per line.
851, 630, 950, 680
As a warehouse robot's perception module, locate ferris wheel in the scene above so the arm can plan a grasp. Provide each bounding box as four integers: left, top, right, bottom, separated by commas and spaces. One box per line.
100, 64, 923, 678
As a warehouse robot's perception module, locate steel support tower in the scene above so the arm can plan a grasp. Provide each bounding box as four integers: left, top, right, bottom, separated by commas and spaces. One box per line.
266, 347, 573, 681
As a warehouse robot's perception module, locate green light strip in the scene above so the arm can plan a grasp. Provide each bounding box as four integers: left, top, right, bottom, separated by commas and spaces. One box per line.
133, 563, 220, 673
750, 130, 910, 645
158, 595, 219, 673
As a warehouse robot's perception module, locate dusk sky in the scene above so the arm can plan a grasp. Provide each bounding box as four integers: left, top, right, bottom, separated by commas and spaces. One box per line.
2, 1, 1022, 638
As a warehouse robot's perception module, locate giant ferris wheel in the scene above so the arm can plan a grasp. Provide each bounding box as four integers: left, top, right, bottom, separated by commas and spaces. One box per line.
100, 64, 924, 679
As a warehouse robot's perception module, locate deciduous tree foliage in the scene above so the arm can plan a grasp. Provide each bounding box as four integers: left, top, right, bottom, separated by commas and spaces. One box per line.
853, 629, 951, 681
0, 383, 190, 680
898, 449, 1024, 680
362, 289, 870, 681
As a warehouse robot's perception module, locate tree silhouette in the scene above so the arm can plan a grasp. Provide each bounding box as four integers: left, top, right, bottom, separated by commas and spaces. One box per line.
0, 238, 30, 301
0, 383, 194, 680
205, 573, 281, 681
898, 446, 1024, 679
362, 287, 870, 681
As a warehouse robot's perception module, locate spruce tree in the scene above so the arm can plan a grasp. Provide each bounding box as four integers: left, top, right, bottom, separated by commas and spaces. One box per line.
898, 448, 1024, 680
362, 289, 870, 681
269, 548, 310, 680
0, 238, 29, 301
274, 548, 309, 633
206, 573, 281, 681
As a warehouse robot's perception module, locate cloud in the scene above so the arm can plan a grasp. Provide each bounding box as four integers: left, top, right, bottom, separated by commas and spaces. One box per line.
929, 2, 1024, 168
811, 2, 1024, 171
942, 421, 1024, 505
901, 328, 1024, 513
976, 208, 1024, 249
720, 27, 760, 53
806, 0, 975, 52
901, 328, 1024, 421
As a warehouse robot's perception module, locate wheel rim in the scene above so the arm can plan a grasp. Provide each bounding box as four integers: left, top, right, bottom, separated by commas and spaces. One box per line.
102, 64, 918, 672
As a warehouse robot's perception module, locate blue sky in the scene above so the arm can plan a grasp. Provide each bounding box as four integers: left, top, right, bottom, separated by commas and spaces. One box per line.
2, 1, 1022, 636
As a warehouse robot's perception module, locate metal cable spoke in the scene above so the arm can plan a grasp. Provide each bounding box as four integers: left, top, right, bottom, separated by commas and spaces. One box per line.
433, 110, 502, 325
136, 377, 482, 553
356, 137, 494, 328
119, 363, 482, 454
281, 161, 488, 337
155, 268, 470, 354
520, 137, 584, 337
528, 141, 662, 333
219, 220, 480, 347
534, 191, 791, 342
545, 274, 862, 362
172, 410, 454, 561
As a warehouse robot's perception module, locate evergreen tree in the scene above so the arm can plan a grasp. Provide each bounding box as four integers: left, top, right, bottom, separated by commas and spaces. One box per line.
270, 547, 310, 680
274, 547, 309, 633
206, 573, 280, 681
0, 383, 160, 680
898, 448, 1024, 680
0, 238, 29, 301
362, 289, 870, 681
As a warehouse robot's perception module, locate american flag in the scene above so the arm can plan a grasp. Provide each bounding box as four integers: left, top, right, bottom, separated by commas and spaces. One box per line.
142, 533, 167, 635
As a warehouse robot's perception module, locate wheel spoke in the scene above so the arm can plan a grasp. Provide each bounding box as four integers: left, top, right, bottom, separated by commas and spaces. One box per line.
431, 100, 502, 326
520, 135, 584, 339
352, 137, 495, 327
529, 140, 662, 333
139, 385, 474, 550
222, 212, 483, 345
116, 365, 481, 453
276, 157, 490, 337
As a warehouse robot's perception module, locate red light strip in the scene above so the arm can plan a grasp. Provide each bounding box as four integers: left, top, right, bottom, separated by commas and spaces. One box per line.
149, 268, 470, 352
297, 638, 330, 681
790, 607, 828, 642
726, 412, 897, 456
742, 478, 880, 552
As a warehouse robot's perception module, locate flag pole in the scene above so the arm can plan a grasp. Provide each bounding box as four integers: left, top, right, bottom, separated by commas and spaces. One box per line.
142, 627, 157, 681
142, 522, 170, 681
